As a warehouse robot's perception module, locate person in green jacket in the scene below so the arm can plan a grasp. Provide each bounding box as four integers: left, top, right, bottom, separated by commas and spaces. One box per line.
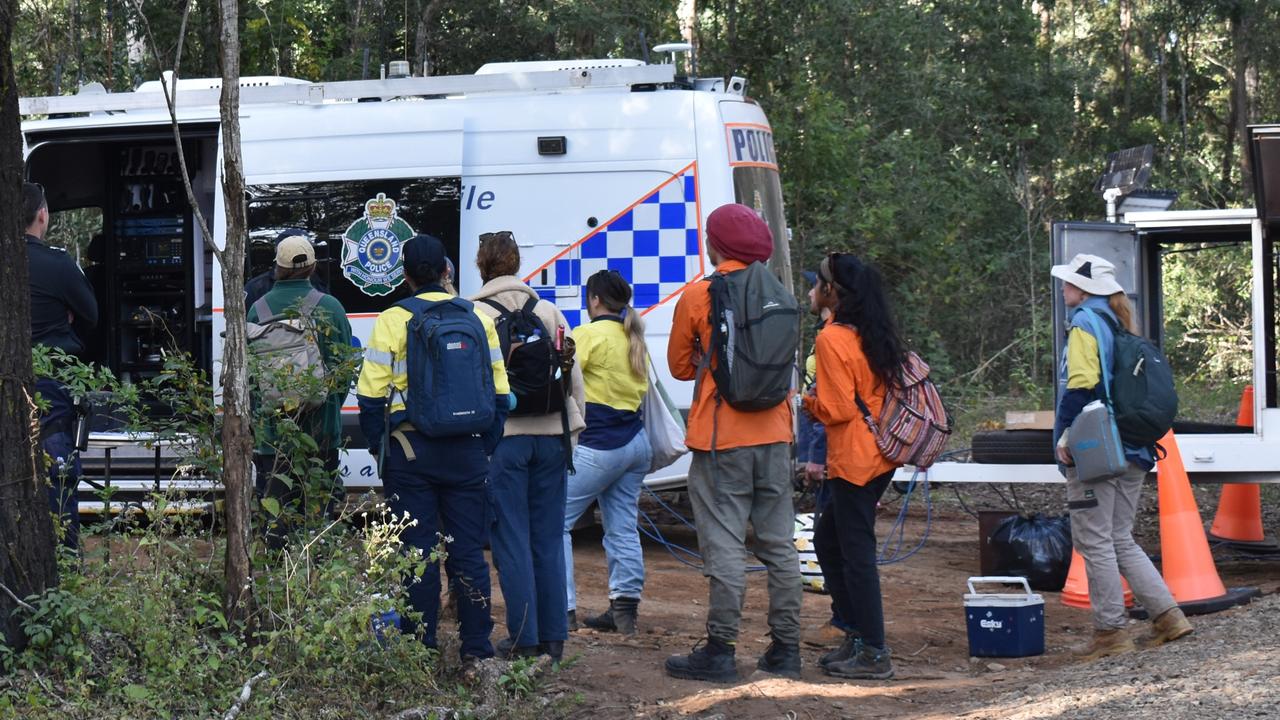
247, 233, 354, 547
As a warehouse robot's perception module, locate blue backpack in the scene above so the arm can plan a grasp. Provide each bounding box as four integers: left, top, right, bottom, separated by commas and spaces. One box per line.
397, 296, 496, 437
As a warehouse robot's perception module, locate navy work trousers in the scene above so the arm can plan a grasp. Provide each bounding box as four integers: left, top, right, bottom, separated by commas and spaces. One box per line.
489, 434, 568, 649
37, 378, 80, 551
382, 430, 494, 660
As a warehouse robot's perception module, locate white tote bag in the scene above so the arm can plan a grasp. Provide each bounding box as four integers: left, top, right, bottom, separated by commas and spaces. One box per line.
642, 360, 687, 473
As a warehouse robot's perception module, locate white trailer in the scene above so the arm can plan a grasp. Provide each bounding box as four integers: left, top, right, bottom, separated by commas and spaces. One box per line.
923, 126, 1280, 484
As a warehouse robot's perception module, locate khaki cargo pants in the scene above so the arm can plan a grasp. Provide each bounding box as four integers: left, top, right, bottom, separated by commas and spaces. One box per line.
1066, 463, 1178, 630
687, 443, 803, 646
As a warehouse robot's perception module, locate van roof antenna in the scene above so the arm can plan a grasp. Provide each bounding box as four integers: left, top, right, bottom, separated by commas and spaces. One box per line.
653, 42, 694, 79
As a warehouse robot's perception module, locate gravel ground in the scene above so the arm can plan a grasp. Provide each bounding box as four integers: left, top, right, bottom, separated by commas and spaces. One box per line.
949, 593, 1280, 720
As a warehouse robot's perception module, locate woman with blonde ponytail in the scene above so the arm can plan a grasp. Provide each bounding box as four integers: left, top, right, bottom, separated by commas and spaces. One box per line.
1050, 254, 1191, 662
562, 269, 652, 636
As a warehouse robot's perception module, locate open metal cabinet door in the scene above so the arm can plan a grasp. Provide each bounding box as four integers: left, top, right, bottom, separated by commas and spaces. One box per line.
1050, 221, 1143, 385
1249, 125, 1280, 407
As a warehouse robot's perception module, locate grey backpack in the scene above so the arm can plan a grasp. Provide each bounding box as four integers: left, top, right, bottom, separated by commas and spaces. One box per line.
246, 290, 328, 411
700, 262, 800, 411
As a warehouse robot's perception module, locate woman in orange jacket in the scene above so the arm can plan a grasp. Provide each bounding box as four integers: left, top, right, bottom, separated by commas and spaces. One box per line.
802, 252, 904, 681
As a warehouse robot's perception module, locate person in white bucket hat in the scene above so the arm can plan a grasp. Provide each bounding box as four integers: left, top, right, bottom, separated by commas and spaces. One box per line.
1050, 252, 1192, 661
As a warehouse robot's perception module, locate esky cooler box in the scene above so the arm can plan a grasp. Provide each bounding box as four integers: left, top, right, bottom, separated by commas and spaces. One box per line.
964, 576, 1045, 657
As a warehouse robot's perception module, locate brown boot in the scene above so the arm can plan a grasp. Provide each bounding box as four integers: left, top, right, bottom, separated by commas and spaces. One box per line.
1144, 607, 1193, 647
1072, 628, 1136, 661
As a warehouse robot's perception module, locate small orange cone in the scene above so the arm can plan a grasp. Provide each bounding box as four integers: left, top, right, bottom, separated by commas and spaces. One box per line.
1060, 549, 1134, 609
1208, 386, 1272, 546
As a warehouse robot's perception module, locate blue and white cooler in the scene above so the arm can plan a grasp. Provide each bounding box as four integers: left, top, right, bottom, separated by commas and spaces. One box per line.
964, 576, 1045, 658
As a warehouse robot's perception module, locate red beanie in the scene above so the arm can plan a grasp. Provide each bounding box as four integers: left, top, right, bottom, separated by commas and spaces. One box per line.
706, 204, 773, 264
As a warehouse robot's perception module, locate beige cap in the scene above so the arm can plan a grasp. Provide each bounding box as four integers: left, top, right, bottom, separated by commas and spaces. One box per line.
275, 234, 316, 268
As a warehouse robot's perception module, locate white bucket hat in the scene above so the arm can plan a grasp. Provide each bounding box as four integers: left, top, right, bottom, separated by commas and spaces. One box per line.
1050, 253, 1125, 296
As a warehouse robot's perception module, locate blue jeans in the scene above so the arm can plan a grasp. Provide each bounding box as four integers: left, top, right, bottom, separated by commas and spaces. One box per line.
563, 429, 651, 610
489, 434, 568, 648
382, 431, 494, 660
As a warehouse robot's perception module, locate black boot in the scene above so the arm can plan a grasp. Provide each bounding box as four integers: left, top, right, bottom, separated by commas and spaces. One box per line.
820, 633, 862, 668
756, 640, 802, 679
496, 637, 539, 660
664, 637, 738, 683
583, 604, 616, 632
611, 597, 640, 636
824, 644, 893, 680
538, 640, 564, 662
567, 609, 579, 632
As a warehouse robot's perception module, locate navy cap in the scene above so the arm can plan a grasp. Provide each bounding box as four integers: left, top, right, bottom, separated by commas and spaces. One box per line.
802, 270, 819, 286
275, 227, 308, 244
403, 234, 448, 275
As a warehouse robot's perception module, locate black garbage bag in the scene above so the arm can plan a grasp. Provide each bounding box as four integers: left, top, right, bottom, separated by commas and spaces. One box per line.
989, 513, 1073, 591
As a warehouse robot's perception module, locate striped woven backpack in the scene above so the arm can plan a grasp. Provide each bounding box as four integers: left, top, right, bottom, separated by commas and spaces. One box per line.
854, 351, 951, 468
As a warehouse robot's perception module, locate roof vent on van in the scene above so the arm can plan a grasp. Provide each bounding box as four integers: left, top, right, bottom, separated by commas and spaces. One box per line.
135, 74, 310, 93
475, 59, 645, 75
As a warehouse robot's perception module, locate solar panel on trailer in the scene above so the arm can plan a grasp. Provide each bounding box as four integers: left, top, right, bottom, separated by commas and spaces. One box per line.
1093, 144, 1154, 196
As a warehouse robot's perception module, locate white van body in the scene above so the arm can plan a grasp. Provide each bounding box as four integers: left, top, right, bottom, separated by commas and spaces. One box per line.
20, 61, 792, 497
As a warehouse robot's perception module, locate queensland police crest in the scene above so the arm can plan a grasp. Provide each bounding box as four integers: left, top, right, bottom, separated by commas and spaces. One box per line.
341, 193, 415, 296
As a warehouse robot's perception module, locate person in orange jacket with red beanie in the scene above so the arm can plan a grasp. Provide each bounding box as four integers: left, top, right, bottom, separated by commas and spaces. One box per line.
803, 252, 902, 680
663, 204, 801, 683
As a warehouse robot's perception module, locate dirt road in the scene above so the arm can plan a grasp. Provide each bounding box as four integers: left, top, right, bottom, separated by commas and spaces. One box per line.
492, 500, 1279, 719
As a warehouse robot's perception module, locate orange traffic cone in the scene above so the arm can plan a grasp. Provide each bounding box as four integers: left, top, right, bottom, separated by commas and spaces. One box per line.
1060, 549, 1134, 609
1155, 431, 1259, 614
1208, 386, 1275, 548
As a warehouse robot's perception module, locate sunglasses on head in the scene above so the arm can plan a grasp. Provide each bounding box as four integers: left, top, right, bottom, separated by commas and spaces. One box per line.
479, 230, 514, 243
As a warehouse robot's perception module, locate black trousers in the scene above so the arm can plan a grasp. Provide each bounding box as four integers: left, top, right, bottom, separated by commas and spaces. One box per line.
812, 470, 894, 650
254, 447, 341, 548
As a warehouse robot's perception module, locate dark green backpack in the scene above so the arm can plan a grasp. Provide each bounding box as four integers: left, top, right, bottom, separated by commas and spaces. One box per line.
1079, 309, 1178, 448
700, 262, 800, 411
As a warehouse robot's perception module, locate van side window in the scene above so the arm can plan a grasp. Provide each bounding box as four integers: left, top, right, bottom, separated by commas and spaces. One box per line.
733, 166, 791, 285
246, 177, 462, 313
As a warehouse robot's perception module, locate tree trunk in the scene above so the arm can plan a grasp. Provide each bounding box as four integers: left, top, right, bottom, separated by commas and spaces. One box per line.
1232, 7, 1253, 194
0, 0, 59, 651
217, 0, 254, 626
413, 0, 444, 77
678, 0, 696, 73
1119, 0, 1132, 123
1158, 43, 1168, 125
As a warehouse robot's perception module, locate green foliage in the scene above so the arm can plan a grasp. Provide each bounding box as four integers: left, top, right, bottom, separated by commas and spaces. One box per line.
7, 350, 562, 717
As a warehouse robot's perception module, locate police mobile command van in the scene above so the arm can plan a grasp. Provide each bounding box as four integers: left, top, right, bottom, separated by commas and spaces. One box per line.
20, 51, 793, 502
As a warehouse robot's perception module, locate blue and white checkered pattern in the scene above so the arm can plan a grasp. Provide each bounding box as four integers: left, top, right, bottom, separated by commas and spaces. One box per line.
528, 169, 701, 328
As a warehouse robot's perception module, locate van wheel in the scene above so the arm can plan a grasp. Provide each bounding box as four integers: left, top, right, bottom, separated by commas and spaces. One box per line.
970, 430, 1055, 465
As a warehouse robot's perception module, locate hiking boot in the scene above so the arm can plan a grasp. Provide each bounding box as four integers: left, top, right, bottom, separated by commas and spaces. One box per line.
458, 654, 483, 681
664, 638, 739, 683
755, 640, 802, 679
496, 637, 540, 660
583, 605, 616, 631
1072, 628, 1136, 661
538, 640, 564, 662
824, 644, 894, 680
820, 633, 862, 669
1144, 607, 1193, 647
611, 597, 639, 635
567, 609, 578, 632
585, 597, 640, 635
